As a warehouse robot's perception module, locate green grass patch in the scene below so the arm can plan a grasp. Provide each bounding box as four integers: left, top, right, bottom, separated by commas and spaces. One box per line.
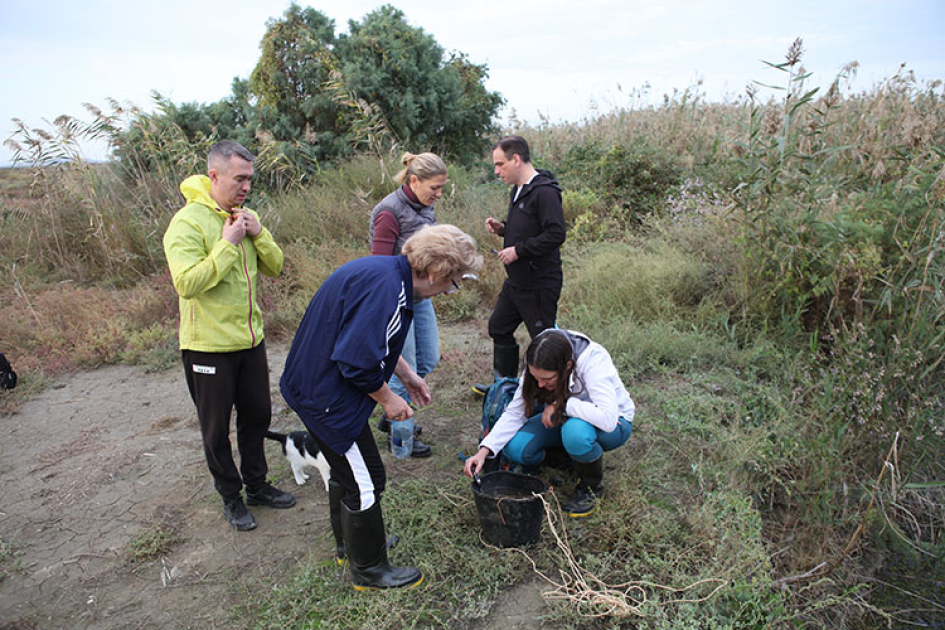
246, 362, 799, 628
125, 523, 184, 563
0, 535, 24, 582
245, 476, 545, 629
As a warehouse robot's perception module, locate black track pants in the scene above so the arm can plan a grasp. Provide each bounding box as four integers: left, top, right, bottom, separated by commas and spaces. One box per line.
488, 279, 561, 345
182, 341, 271, 499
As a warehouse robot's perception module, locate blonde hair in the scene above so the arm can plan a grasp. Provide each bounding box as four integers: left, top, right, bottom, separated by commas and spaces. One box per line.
394, 152, 447, 185
402, 224, 483, 281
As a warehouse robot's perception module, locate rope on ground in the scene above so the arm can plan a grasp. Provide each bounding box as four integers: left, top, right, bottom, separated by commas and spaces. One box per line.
484, 490, 727, 619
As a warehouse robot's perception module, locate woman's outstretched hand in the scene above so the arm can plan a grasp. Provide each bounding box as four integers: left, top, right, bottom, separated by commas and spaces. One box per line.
464, 447, 489, 477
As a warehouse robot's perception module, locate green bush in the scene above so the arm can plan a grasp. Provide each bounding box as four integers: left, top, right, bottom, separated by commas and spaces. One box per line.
556, 141, 682, 225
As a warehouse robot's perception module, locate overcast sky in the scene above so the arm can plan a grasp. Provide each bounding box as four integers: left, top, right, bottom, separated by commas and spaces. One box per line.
1, 0, 942, 165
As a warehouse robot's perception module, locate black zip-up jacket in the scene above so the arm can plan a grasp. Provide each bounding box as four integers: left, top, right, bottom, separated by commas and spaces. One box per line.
502, 169, 566, 289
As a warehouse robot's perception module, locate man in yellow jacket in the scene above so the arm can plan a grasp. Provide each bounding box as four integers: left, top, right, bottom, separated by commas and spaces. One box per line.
163, 140, 295, 531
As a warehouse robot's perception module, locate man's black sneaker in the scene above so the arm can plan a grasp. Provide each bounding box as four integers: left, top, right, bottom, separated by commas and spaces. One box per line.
223, 497, 257, 531
246, 483, 296, 509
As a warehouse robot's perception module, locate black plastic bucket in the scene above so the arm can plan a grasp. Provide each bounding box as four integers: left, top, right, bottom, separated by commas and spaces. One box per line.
472, 471, 548, 547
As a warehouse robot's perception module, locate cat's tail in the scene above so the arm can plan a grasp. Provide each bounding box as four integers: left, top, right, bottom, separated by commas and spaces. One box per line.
265, 430, 288, 444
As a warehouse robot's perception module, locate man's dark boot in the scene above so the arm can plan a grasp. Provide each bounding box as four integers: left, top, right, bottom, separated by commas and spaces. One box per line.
472, 344, 519, 397
341, 501, 423, 591
246, 482, 296, 509
222, 496, 257, 531
328, 479, 346, 564
494, 343, 520, 378
564, 457, 604, 518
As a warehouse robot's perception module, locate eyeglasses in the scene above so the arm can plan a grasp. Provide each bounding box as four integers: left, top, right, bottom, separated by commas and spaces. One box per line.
447, 273, 477, 295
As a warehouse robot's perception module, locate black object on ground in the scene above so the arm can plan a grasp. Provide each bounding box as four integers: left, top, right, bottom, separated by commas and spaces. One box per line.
472, 471, 548, 547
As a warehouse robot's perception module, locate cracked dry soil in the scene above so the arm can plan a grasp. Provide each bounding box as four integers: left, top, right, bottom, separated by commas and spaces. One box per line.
0, 325, 546, 630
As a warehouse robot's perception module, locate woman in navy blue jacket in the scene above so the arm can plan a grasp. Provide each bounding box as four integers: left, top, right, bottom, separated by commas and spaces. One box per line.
281, 224, 482, 591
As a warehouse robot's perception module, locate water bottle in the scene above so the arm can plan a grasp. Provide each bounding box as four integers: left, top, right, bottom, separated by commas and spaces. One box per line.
390, 417, 414, 459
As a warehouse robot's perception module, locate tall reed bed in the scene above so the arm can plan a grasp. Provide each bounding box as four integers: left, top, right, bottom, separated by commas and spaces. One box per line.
3, 101, 205, 284
512, 40, 943, 434
509, 41, 944, 625
0, 120, 506, 388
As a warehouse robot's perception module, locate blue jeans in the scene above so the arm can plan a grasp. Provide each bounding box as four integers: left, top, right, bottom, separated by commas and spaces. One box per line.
502, 411, 633, 465
389, 298, 439, 405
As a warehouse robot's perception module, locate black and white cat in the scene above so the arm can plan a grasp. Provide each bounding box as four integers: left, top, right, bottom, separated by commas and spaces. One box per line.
265, 430, 330, 491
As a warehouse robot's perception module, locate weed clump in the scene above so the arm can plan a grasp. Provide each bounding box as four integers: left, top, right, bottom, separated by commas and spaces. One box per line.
125, 523, 183, 564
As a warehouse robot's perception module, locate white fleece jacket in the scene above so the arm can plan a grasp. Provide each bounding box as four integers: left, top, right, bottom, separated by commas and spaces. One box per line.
480, 330, 635, 456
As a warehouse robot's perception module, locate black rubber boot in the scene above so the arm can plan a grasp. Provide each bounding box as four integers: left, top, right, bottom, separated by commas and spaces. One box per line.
341, 501, 423, 591
542, 447, 575, 471
565, 457, 604, 518
328, 479, 346, 564
331, 480, 399, 562
494, 343, 520, 378
376, 416, 391, 433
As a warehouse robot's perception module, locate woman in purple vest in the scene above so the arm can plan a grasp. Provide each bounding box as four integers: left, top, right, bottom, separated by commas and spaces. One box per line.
369, 153, 449, 457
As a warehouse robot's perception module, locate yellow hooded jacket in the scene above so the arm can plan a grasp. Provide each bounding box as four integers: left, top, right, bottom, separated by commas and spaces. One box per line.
163, 175, 284, 352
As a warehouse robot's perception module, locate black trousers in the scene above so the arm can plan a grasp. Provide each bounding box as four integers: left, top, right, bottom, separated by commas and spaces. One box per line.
182, 341, 271, 499
306, 422, 386, 512
488, 280, 562, 346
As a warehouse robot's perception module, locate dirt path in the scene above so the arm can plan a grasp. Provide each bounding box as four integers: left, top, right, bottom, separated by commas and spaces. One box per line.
0, 324, 546, 629
0, 343, 325, 629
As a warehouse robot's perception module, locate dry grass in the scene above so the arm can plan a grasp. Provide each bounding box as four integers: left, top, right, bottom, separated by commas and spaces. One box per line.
509, 493, 729, 619
0, 273, 178, 395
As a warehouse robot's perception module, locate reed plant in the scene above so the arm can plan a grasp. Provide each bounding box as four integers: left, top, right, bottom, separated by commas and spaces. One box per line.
507, 41, 943, 625
3, 101, 203, 283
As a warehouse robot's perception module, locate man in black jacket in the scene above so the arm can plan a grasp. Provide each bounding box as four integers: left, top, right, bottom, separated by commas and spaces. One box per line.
483, 135, 567, 383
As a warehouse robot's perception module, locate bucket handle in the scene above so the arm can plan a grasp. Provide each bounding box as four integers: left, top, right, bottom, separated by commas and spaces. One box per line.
494, 491, 545, 525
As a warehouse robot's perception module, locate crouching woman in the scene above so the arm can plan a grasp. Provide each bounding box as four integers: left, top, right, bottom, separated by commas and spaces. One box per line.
463, 329, 634, 517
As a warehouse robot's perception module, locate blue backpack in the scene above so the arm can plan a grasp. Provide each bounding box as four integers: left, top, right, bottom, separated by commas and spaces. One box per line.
480, 377, 520, 440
